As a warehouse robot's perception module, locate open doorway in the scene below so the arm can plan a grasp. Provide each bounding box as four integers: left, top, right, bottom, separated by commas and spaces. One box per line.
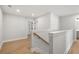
74, 15, 79, 40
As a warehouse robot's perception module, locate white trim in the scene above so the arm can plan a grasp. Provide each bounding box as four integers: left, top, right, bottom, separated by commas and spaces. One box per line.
0, 41, 3, 48
0, 36, 28, 49
64, 40, 74, 54
64, 45, 71, 54
2, 37, 28, 43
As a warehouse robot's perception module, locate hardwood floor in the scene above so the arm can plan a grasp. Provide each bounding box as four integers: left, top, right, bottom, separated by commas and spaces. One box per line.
0, 38, 31, 54
68, 40, 79, 54
2, 36, 79, 54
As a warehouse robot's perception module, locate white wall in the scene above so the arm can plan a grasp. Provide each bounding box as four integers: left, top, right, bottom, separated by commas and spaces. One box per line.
50, 13, 59, 31
59, 15, 76, 39
37, 14, 50, 31
59, 15, 75, 30
65, 30, 74, 53
0, 8, 3, 45
36, 13, 59, 31
59, 15, 76, 53
3, 13, 29, 41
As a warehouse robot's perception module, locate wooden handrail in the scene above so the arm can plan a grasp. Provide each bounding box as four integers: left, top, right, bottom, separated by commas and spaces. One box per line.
33, 32, 49, 45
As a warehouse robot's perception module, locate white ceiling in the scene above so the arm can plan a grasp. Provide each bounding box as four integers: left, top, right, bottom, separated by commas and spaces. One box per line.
1, 5, 79, 17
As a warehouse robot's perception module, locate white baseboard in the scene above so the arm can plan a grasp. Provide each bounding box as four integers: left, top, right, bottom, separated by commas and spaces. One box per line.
0, 41, 3, 48
2, 37, 27, 43
0, 36, 28, 49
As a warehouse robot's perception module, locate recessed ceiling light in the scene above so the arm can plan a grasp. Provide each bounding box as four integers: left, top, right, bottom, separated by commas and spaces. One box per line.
16, 9, 20, 12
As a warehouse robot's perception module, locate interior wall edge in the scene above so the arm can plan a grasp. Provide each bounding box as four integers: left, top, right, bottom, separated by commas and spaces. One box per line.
64, 40, 74, 54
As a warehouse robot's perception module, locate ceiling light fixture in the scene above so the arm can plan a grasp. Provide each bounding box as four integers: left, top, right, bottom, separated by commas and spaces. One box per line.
16, 9, 20, 12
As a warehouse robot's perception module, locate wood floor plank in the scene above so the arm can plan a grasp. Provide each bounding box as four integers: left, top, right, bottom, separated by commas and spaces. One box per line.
0, 38, 31, 54
68, 40, 79, 54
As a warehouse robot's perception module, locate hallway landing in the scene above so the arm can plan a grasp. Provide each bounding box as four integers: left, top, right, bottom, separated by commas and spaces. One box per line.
68, 40, 79, 54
